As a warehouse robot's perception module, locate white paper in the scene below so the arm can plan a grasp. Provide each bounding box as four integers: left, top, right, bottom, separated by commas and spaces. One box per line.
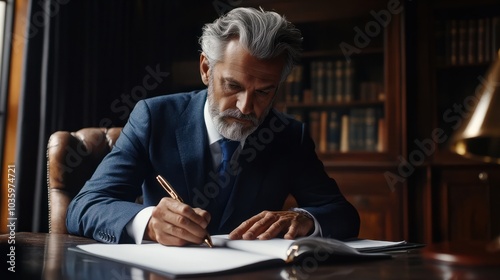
75, 235, 398, 277
76, 243, 280, 276
344, 239, 406, 250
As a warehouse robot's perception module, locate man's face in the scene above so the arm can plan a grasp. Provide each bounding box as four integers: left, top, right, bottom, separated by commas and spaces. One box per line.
201, 39, 285, 141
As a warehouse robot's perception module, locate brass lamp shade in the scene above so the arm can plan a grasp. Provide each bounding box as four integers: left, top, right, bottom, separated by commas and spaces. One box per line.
449, 51, 500, 164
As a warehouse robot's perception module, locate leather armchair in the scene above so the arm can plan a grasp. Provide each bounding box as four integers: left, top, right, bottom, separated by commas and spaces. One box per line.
46, 127, 122, 233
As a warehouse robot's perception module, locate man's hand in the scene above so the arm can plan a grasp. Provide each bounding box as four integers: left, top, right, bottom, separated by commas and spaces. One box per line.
229, 210, 314, 240
145, 197, 211, 246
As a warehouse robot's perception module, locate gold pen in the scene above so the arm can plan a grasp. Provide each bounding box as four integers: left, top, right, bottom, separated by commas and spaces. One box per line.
155, 175, 214, 248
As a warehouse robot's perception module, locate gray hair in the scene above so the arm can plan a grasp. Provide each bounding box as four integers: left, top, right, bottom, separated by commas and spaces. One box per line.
199, 7, 303, 82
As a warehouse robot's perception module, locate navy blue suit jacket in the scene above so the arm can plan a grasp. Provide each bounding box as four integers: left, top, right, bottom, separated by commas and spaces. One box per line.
66, 89, 360, 243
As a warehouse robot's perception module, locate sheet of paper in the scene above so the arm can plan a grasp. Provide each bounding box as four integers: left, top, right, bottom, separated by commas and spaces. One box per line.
344, 239, 406, 249
76, 243, 281, 276
212, 235, 295, 260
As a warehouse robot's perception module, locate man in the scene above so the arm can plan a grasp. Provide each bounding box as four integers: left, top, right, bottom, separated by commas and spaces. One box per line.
66, 7, 360, 246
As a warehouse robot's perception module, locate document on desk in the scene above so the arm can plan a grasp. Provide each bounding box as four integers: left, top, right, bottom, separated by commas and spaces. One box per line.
71, 235, 401, 278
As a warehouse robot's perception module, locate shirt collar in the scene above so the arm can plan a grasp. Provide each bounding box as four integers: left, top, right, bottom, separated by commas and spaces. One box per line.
204, 100, 222, 146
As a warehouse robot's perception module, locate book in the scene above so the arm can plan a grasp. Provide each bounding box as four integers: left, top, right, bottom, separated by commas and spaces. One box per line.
71, 235, 411, 278
458, 19, 468, 65
377, 117, 386, 152
315, 61, 325, 103
467, 19, 477, 64
327, 111, 340, 152
335, 60, 344, 102
364, 107, 378, 152
325, 61, 335, 102
344, 60, 354, 102
340, 114, 350, 152
319, 111, 328, 153
449, 19, 458, 65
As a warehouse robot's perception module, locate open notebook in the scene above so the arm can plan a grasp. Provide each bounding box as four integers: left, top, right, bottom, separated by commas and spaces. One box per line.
71, 235, 416, 278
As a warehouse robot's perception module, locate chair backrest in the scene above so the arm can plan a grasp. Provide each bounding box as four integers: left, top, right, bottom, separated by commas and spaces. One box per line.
46, 127, 122, 233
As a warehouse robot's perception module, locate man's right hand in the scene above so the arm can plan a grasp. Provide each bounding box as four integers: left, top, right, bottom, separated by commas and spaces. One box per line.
145, 197, 211, 246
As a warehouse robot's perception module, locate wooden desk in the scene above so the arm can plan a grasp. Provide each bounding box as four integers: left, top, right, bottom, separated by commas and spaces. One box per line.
1, 232, 499, 279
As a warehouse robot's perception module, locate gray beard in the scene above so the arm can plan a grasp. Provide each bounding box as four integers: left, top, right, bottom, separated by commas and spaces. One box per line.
206, 83, 271, 141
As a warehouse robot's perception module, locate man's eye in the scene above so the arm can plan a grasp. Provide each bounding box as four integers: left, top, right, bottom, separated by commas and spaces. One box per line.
256, 90, 270, 96
228, 84, 240, 90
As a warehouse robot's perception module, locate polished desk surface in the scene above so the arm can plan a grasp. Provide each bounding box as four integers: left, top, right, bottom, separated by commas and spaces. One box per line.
1, 232, 499, 280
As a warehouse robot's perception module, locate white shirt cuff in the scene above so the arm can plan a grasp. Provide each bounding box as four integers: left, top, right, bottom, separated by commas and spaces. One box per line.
290, 207, 323, 237
126, 206, 154, 244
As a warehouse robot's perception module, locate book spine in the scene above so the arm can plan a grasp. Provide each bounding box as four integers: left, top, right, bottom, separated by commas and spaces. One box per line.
348, 109, 358, 151
335, 60, 344, 103
357, 109, 366, 151
377, 116, 386, 152
458, 19, 468, 65
365, 107, 377, 152
450, 19, 458, 65
316, 61, 325, 103
477, 18, 485, 64
310, 61, 317, 103
325, 61, 335, 103
319, 111, 328, 153
467, 19, 477, 65
344, 61, 354, 102
293, 65, 303, 102
485, 17, 491, 62
340, 114, 350, 152
327, 111, 340, 152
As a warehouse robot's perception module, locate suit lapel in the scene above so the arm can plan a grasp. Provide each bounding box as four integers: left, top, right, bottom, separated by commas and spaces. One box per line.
175, 90, 210, 207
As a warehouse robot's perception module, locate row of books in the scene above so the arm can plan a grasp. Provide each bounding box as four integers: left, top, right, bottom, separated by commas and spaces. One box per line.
283, 61, 384, 104
310, 60, 355, 103
436, 16, 500, 66
288, 107, 385, 153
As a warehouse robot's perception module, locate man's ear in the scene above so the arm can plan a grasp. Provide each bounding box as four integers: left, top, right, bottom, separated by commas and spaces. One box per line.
200, 52, 210, 86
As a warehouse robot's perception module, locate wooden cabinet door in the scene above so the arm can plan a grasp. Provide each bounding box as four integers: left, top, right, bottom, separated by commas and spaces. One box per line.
328, 168, 406, 241
433, 166, 500, 242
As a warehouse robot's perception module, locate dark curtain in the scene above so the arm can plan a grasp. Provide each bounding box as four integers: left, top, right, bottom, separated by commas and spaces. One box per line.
15, 0, 176, 232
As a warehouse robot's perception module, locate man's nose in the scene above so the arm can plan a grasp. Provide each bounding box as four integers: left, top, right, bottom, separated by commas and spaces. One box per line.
236, 91, 254, 115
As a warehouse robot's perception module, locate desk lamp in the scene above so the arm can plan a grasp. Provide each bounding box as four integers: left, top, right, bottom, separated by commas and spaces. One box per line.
423, 50, 500, 266
449, 50, 500, 164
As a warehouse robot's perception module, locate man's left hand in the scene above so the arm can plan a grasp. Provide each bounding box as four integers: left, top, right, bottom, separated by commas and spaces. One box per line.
229, 210, 314, 240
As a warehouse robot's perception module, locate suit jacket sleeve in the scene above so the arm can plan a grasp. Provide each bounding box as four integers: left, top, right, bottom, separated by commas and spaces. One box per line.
66, 100, 154, 243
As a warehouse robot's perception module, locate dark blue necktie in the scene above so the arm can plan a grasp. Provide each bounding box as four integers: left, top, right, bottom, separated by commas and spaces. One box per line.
216, 138, 240, 205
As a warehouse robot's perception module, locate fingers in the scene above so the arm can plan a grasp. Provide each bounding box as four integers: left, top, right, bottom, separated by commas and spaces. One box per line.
147, 198, 211, 246
229, 211, 276, 239
229, 211, 314, 240
193, 207, 211, 225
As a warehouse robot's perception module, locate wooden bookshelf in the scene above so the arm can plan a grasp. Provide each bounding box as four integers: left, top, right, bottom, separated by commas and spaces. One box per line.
408, 0, 500, 244
248, 0, 407, 241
